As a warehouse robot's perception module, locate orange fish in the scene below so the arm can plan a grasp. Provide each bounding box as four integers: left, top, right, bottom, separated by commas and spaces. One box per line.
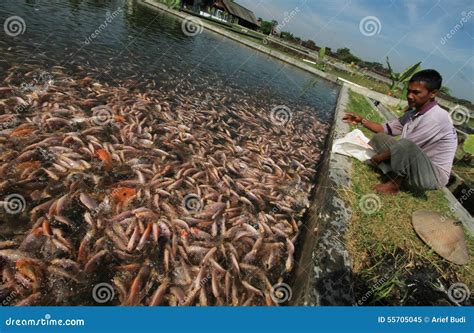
112, 187, 137, 205
16, 259, 39, 283
95, 149, 113, 171
10, 127, 35, 137
42, 218, 52, 236
32, 226, 44, 236
114, 115, 126, 123
16, 160, 41, 172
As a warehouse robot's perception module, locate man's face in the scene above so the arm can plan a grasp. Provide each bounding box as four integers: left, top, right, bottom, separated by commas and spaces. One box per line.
406, 81, 437, 109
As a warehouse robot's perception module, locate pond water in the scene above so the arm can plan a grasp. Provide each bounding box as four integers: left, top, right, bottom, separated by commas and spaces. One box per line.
0, 0, 339, 121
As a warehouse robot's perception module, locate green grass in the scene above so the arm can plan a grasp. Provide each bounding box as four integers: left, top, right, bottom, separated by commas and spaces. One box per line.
384, 103, 407, 117
453, 164, 473, 181
346, 90, 385, 134
464, 135, 474, 155
325, 67, 394, 96
342, 90, 474, 305
453, 134, 474, 184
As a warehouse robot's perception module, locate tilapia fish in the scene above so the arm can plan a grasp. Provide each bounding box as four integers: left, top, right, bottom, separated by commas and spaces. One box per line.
0, 64, 329, 306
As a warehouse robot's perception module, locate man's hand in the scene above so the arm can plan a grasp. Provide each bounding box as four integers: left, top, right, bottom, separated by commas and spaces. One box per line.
370, 150, 391, 165
343, 113, 386, 134
343, 112, 362, 125
370, 154, 383, 165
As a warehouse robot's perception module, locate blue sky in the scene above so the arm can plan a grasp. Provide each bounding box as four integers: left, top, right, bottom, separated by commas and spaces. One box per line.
237, 0, 474, 102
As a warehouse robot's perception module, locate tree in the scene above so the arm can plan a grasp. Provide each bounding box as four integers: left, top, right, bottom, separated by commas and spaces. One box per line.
319, 47, 326, 60
335, 48, 361, 64
440, 86, 451, 95
280, 31, 294, 40
386, 57, 422, 94
359, 61, 387, 73
259, 20, 273, 35
301, 39, 317, 50
317, 47, 327, 71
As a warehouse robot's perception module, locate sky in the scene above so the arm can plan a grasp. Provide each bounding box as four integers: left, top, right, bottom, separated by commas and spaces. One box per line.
237, 0, 474, 102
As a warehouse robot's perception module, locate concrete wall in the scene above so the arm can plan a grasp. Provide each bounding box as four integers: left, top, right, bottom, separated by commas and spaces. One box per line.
290, 84, 354, 305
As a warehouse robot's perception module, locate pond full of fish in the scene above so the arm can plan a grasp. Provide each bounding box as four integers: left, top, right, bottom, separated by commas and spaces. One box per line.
0, 0, 339, 118
0, 0, 341, 306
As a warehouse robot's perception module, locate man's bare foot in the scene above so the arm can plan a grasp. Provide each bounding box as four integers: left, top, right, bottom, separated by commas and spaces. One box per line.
374, 180, 400, 195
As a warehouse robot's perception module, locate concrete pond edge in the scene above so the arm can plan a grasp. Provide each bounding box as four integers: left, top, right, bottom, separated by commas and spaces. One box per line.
290, 84, 353, 305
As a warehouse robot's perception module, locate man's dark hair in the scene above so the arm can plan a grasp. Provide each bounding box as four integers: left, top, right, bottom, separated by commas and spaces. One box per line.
409, 69, 442, 91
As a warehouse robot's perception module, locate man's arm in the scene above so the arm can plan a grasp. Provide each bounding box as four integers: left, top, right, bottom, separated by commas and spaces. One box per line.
371, 149, 391, 164
342, 113, 385, 133
342, 113, 391, 164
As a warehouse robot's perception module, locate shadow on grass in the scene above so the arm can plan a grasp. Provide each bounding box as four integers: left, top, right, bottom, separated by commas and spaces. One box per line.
350, 246, 473, 306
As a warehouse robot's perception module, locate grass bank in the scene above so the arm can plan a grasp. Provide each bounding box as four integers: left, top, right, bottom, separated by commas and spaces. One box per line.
342, 90, 473, 305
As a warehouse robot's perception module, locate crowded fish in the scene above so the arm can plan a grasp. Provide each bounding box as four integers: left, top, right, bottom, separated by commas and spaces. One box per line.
0, 63, 329, 306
